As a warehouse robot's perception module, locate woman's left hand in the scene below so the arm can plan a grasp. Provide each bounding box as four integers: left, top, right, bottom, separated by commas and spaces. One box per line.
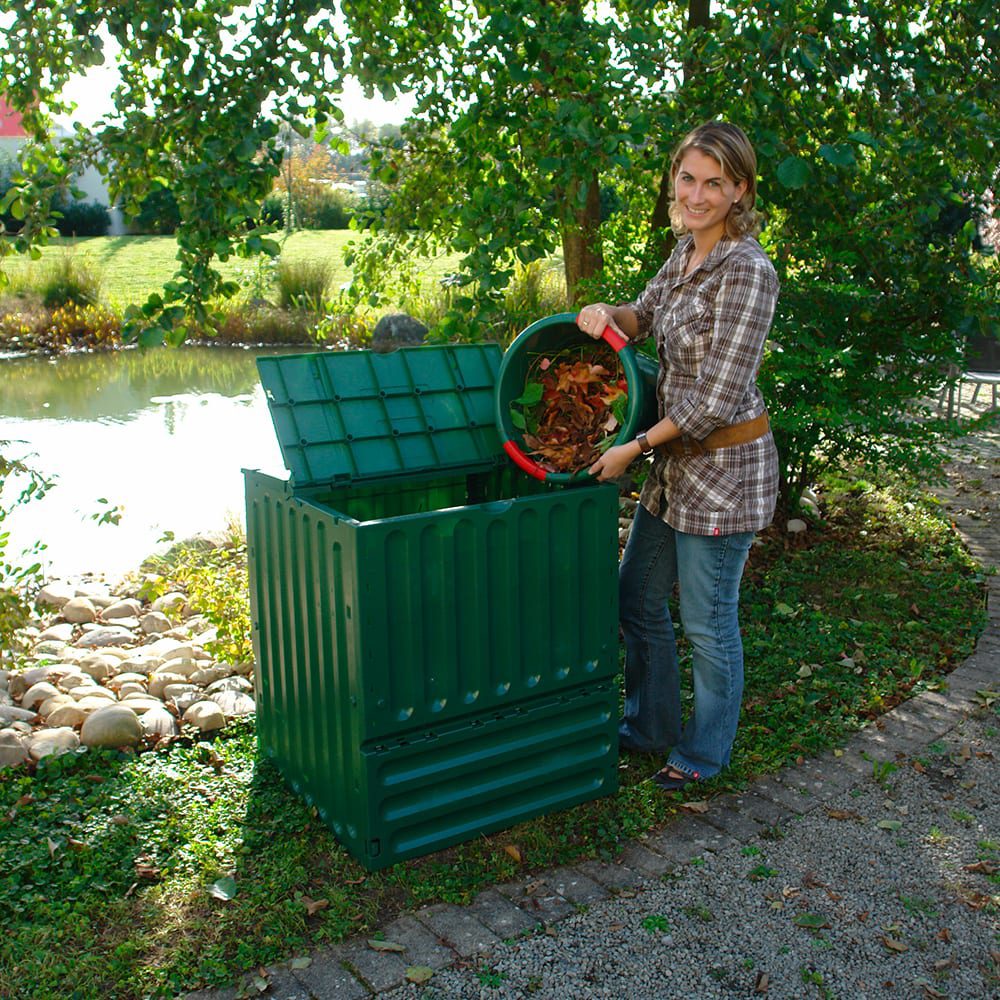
588, 442, 637, 482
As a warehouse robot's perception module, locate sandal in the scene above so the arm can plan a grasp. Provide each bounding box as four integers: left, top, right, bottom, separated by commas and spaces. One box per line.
651, 767, 696, 791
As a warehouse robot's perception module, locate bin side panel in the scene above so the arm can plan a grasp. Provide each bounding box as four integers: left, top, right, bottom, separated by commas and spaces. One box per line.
360, 684, 618, 869
246, 473, 366, 844
357, 486, 619, 738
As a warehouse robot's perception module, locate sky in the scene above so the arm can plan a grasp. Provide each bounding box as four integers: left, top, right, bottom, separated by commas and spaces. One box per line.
53, 61, 415, 132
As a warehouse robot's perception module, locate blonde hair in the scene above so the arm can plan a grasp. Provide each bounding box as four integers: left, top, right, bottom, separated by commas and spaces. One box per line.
668, 121, 762, 239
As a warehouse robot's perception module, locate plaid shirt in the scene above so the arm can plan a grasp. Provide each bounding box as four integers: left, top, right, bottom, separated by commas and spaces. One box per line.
629, 234, 780, 536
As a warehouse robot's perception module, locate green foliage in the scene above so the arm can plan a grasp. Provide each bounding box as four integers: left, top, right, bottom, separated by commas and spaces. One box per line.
52, 199, 111, 238
127, 184, 181, 235
275, 257, 333, 311
37, 253, 103, 309
0, 447, 51, 656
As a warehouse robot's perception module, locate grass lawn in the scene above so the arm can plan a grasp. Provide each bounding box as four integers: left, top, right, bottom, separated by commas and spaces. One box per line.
0, 231, 465, 310
0, 473, 989, 1000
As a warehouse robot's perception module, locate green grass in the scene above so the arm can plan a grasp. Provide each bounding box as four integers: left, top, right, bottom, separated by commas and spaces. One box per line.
0, 232, 465, 310
0, 474, 987, 999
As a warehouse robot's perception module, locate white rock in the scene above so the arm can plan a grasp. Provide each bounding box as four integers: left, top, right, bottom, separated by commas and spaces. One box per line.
29, 727, 80, 760
119, 695, 165, 715
182, 700, 226, 732
76, 694, 119, 714
55, 670, 91, 692
0, 705, 38, 724
81, 704, 143, 747
209, 690, 255, 718
140, 707, 178, 738
206, 676, 253, 695
162, 683, 200, 701
115, 654, 163, 675
787, 518, 808, 534
190, 664, 235, 686
152, 592, 187, 615
145, 637, 186, 657
34, 640, 69, 657
147, 672, 189, 699
22, 681, 61, 711
74, 627, 136, 648
102, 599, 143, 620
78, 654, 116, 681
106, 672, 148, 691
36, 582, 75, 608
0, 729, 29, 768
170, 690, 203, 713
140, 612, 172, 635
47, 703, 87, 729
61, 597, 98, 624
117, 682, 147, 698
37, 622, 75, 643
155, 658, 200, 679
96, 646, 134, 661
161, 644, 198, 663
39, 693, 77, 718
65, 683, 101, 700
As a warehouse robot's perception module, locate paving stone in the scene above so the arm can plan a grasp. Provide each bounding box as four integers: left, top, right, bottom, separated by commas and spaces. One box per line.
289, 945, 370, 1000
414, 902, 501, 957
544, 865, 611, 905
339, 937, 408, 993
728, 789, 792, 828
495, 877, 578, 923
776, 761, 853, 799
697, 795, 767, 842
466, 888, 539, 939
750, 774, 822, 814
644, 813, 735, 864
857, 714, 935, 754
380, 913, 454, 970
614, 841, 676, 877
575, 857, 648, 892
259, 965, 313, 1000
184, 988, 238, 1000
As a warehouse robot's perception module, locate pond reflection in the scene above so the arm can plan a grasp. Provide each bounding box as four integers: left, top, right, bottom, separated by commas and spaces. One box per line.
0, 345, 303, 581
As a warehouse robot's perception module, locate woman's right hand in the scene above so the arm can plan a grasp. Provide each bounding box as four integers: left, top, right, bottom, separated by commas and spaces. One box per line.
576, 303, 624, 341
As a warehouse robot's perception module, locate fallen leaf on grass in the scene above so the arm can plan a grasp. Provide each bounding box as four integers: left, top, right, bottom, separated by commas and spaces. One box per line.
937, 928, 952, 942
46, 837, 58, 858
301, 896, 330, 916
504, 844, 523, 864
208, 876, 237, 901
877, 819, 903, 831
406, 966, 434, 984
793, 912, 831, 929
680, 800, 709, 814
882, 936, 908, 953
912, 760, 927, 774
367, 938, 406, 953
754, 971, 769, 993
920, 983, 947, 999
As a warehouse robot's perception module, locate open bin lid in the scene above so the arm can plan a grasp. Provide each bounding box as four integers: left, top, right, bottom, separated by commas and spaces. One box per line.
257, 344, 504, 489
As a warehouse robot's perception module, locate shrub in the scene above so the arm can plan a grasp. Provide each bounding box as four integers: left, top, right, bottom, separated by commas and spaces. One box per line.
54, 199, 111, 237
302, 186, 357, 230
213, 303, 318, 344
275, 257, 332, 310
127, 185, 181, 235
43, 302, 121, 350
38, 255, 103, 309
259, 193, 285, 227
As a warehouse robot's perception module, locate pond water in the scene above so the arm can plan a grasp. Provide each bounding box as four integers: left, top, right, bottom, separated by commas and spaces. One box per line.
0, 345, 305, 582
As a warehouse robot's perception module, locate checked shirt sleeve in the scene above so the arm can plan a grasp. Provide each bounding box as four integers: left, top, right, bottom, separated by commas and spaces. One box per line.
664, 254, 778, 441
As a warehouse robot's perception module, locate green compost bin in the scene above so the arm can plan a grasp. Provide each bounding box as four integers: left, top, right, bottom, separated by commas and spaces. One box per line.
244, 343, 620, 870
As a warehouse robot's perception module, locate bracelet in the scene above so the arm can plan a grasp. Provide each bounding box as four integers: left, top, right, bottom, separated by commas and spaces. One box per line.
636, 431, 654, 455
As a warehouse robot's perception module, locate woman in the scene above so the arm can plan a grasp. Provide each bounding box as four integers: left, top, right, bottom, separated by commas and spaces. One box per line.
576, 120, 779, 791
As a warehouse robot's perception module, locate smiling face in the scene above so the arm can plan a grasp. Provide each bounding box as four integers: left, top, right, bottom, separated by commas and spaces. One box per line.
673, 148, 748, 244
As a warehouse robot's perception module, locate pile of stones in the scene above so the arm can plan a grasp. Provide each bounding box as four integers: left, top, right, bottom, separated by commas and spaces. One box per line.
0, 578, 255, 769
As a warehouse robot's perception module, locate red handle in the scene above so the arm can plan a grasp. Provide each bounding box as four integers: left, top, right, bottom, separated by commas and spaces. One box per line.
502, 440, 549, 481
601, 325, 628, 352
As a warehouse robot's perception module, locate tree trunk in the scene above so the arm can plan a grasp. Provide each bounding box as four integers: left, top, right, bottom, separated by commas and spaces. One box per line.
561, 171, 603, 304
644, 0, 711, 269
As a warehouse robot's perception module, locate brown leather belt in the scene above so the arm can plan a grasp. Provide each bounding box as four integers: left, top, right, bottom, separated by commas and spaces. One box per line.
660, 412, 770, 458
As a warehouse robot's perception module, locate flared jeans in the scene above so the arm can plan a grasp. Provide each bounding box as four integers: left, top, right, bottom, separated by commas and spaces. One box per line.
618, 504, 753, 780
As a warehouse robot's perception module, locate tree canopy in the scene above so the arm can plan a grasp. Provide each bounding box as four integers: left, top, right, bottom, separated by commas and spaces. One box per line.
1, 0, 997, 503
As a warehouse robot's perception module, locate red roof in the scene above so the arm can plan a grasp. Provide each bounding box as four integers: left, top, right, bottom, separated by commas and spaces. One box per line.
0, 96, 26, 137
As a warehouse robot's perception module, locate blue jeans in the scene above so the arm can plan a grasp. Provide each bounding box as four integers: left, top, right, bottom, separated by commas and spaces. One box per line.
618, 504, 753, 780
